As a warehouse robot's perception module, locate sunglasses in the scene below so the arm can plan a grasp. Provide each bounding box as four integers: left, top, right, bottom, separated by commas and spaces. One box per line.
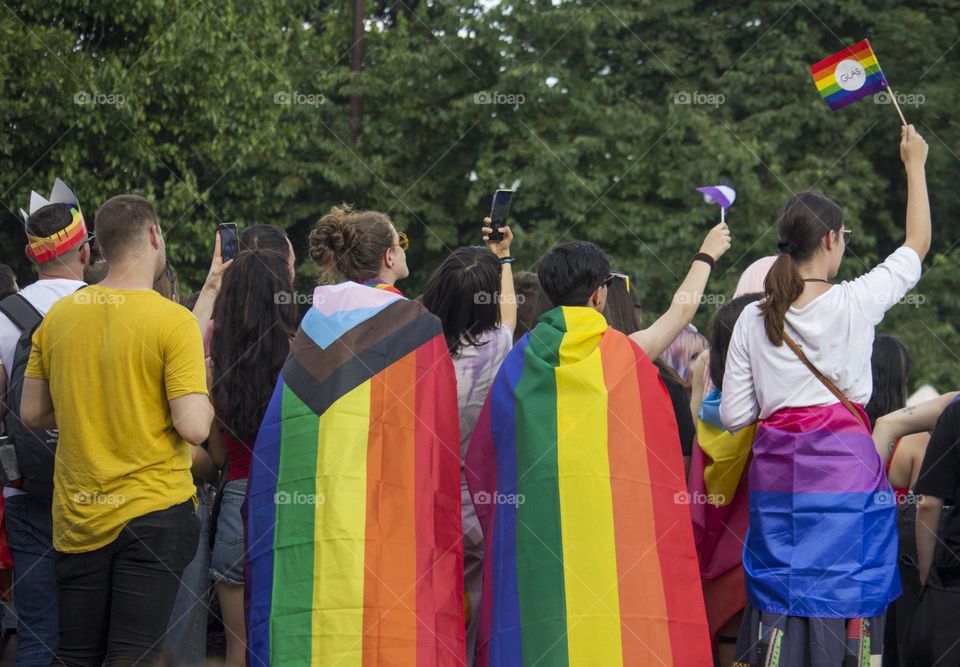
609, 271, 630, 293
841, 229, 853, 244
393, 231, 409, 251
601, 271, 630, 292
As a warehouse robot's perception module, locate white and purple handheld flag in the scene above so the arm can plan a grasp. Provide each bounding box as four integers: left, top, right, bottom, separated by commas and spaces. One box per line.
696, 185, 736, 223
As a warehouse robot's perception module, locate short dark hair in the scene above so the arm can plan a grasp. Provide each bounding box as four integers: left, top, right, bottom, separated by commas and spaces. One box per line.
240, 224, 290, 255
94, 195, 159, 261
25, 203, 75, 238
0, 264, 17, 300
421, 246, 501, 355
538, 241, 610, 307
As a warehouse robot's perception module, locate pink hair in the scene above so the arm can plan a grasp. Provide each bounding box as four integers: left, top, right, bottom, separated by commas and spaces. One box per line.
734, 255, 777, 298
660, 326, 709, 385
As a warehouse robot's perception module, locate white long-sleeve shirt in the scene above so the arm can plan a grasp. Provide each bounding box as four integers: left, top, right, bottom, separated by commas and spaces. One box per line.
720, 246, 922, 432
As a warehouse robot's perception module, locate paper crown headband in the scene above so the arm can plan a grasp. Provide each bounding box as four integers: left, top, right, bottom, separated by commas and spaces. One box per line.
19, 178, 88, 263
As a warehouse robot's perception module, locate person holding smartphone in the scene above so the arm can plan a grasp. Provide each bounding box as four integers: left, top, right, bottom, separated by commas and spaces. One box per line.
421, 217, 517, 666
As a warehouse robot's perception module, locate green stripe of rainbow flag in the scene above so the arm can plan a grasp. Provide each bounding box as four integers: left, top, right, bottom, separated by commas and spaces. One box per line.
246, 283, 464, 666
467, 306, 711, 666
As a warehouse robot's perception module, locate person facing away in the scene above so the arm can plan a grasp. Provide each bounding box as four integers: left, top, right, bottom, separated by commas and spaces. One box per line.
720, 125, 931, 665
466, 240, 711, 667
0, 181, 91, 667
245, 204, 464, 666
21, 194, 213, 667
421, 219, 517, 667
206, 249, 297, 667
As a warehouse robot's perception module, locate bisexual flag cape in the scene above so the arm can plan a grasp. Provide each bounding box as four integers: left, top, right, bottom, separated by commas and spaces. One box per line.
466, 306, 711, 667
744, 403, 901, 618
246, 282, 465, 666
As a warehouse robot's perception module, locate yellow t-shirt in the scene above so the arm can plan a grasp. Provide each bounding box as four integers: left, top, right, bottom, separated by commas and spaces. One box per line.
25, 285, 208, 553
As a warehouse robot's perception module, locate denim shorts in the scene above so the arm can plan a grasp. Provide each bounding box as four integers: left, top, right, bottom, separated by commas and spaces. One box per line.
210, 478, 246, 585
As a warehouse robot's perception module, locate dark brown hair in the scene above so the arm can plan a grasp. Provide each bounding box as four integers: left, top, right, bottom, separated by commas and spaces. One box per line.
760, 192, 843, 346
421, 246, 501, 355
308, 204, 394, 283
513, 271, 551, 343
708, 293, 764, 389
93, 195, 160, 261
603, 273, 642, 335
210, 250, 297, 441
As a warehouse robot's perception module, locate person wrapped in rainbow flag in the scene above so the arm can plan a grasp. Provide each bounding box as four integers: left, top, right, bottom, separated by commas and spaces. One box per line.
466, 241, 711, 667
246, 205, 465, 665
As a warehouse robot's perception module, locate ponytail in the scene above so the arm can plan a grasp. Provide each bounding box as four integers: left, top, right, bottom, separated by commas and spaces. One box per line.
759, 191, 844, 346
759, 253, 804, 346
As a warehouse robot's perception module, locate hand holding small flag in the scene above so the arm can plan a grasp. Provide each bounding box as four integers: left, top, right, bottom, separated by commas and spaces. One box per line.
900, 125, 928, 172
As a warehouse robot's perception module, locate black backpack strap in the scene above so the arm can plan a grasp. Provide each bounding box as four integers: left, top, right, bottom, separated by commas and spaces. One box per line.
0, 294, 43, 334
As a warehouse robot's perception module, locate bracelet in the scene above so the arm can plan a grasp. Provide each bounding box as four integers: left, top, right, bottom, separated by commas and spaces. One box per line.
692, 252, 716, 269
499, 257, 515, 264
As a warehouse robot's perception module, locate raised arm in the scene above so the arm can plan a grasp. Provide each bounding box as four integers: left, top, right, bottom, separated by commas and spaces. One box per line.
482, 217, 517, 333
901, 125, 931, 262
630, 222, 730, 359
193, 231, 233, 334
872, 391, 960, 465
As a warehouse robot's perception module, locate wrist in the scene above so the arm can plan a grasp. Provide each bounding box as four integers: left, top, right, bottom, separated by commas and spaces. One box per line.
499, 256, 515, 265
692, 252, 716, 269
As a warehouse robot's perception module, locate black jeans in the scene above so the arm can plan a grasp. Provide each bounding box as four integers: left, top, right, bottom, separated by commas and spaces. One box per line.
53, 499, 200, 667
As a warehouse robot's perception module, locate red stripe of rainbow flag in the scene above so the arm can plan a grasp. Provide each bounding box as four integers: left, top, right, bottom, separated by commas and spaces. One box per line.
466, 306, 711, 666
245, 284, 464, 666
810, 39, 889, 110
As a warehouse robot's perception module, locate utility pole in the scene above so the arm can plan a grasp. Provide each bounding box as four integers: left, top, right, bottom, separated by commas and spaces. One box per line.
350, 0, 364, 141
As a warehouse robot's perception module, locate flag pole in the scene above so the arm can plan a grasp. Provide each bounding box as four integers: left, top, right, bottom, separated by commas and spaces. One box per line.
885, 85, 908, 127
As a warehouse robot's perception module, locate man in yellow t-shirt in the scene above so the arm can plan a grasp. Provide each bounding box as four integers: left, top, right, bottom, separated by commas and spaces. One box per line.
22, 194, 213, 666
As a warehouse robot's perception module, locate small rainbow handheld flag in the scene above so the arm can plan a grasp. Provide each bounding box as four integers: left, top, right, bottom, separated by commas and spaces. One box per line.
810, 39, 888, 110
246, 282, 465, 666
466, 306, 711, 667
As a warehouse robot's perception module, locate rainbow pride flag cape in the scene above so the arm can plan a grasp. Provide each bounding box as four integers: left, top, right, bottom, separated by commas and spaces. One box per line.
466, 307, 710, 667
246, 282, 465, 666
810, 39, 889, 110
744, 404, 901, 617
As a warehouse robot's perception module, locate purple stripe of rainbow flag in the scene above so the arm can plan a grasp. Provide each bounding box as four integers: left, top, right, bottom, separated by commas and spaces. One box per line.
466, 307, 711, 666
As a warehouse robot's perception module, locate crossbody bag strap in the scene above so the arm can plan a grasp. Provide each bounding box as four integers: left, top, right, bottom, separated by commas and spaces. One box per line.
782, 330, 869, 431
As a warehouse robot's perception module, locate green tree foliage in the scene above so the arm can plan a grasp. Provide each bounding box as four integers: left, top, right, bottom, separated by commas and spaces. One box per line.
1, 0, 958, 388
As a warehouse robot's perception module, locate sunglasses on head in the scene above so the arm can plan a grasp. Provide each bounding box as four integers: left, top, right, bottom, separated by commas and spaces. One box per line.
601, 271, 630, 292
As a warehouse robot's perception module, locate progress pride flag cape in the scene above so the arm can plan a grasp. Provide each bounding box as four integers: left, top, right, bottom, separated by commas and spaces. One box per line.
466, 307, 710, 667
246, 282, 464, 666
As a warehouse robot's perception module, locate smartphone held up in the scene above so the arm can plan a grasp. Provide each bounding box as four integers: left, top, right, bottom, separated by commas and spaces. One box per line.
217, 223, 239, 262
488, 189, 514, 242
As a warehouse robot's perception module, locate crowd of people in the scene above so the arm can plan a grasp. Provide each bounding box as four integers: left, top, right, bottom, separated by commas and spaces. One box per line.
0, 124, 956, 666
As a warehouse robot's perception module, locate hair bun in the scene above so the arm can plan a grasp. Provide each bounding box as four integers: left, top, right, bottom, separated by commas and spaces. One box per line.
309, 204, 357, 265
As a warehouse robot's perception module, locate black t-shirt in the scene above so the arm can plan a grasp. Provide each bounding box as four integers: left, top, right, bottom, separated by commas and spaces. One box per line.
915, 400, 960, 503
914, 399, 960, 574
658, 367, 694, 457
